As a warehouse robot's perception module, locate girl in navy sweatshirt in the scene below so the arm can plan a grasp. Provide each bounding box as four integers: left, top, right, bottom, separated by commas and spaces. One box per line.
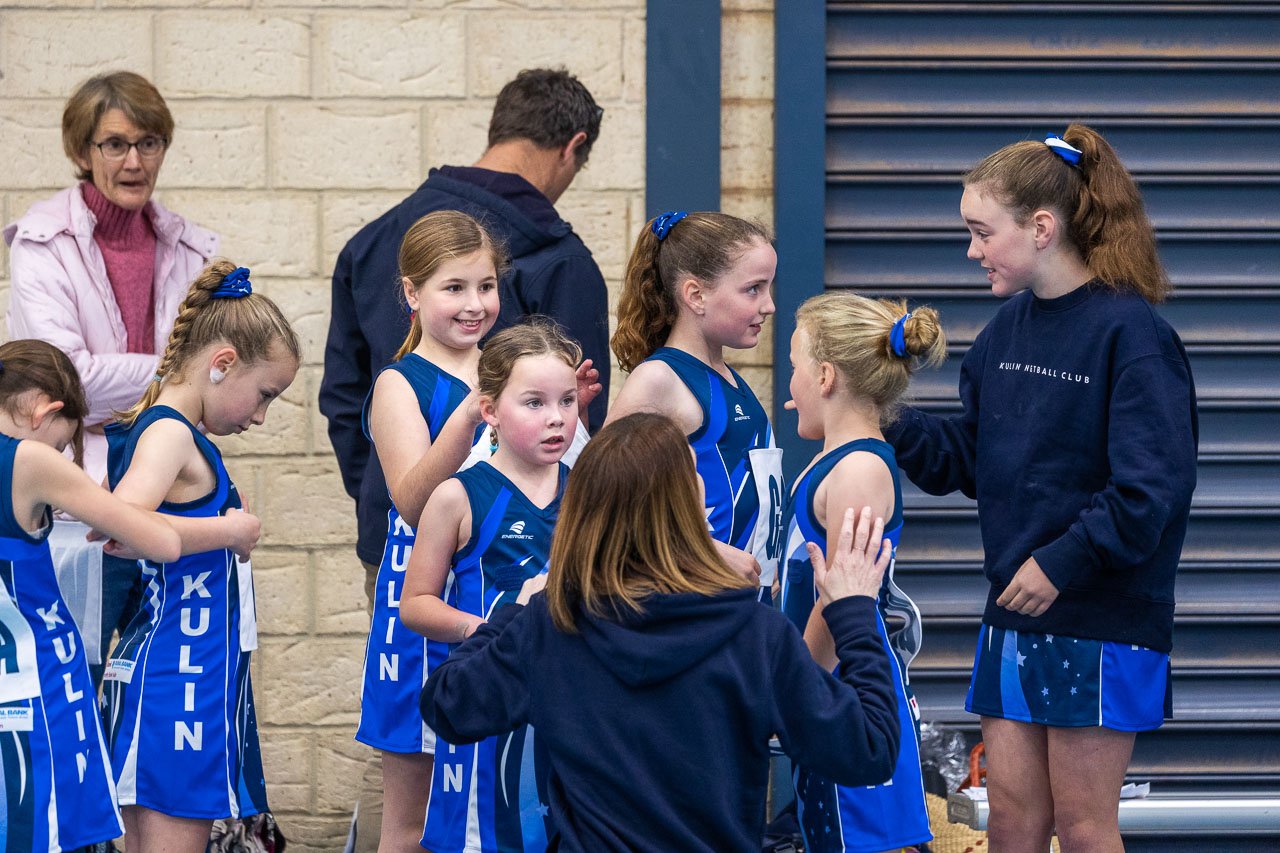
420, 412, 901, 853
887, 125, 1198, 852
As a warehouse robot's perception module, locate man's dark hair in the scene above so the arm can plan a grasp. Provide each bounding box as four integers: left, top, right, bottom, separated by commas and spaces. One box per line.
488, 68, 602, 168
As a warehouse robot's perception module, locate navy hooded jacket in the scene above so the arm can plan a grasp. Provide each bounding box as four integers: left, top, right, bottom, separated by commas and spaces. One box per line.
421, 589, 900, 852
319, 166, 611, 564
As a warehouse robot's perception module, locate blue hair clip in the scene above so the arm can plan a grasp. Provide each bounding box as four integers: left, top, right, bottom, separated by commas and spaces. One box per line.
211, 267, 253, 300
1044, 134, 1083, 166
889, 312, 913, 358
651, 210, 688, 241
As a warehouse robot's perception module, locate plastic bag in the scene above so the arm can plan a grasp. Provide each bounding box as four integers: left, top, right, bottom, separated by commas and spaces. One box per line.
918, 721, 969, 795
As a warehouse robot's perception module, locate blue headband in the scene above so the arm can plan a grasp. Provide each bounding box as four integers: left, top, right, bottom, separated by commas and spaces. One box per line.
1044, 134, 1083, 166
211, 267, 253, 300
651, 210, 688, 241
889, 312, 913, 358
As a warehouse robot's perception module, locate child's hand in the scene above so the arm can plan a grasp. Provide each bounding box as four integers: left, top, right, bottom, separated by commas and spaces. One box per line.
997, 557, 1059, 617
223, 508, 262, 560
810, 507, 891, 608
102, 539, 142, 560
461, 390, 484, 426
516, 573, 548, 605
713, 539, 762, 582
575, 359, 603, 414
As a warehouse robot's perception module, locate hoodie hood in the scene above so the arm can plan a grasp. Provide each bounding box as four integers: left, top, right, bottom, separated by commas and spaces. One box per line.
576, 588, 759, 687
424, 166, 571, 259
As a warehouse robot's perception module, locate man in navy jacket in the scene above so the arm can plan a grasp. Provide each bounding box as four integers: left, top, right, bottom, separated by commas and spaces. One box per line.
320, 68, 610, 591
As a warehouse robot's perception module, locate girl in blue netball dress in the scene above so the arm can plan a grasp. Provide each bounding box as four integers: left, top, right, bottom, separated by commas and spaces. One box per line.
101, 261, 300, 852
0, 340, 180, 853
609, 211, 783, 599
780, 292, 945, 853
400, 319, 583, 853
357, 210, 506, 853
888, 126, 1197, 852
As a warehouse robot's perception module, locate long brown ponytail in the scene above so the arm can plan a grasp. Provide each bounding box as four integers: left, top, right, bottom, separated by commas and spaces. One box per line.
964, 123, 1170, 303
612, 212, 772, 372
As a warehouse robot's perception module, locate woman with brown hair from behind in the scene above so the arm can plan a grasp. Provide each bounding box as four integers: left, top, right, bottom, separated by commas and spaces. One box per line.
421, 411, 904, 852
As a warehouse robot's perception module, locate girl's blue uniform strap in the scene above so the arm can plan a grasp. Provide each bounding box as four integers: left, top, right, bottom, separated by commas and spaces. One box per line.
359, 353, 471, 444
802, 438, 904, 541
104, 406, 228, 512
0, 433, 52, 548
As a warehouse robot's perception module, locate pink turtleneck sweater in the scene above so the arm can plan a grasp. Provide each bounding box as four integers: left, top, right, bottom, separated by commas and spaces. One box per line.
81, 181, 157, 354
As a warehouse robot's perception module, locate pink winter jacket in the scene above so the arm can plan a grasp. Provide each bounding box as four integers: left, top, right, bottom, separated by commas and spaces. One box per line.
5, 186, 219, 483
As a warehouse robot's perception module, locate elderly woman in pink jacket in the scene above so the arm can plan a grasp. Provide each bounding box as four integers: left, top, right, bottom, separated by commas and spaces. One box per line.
4, 70, 218, 686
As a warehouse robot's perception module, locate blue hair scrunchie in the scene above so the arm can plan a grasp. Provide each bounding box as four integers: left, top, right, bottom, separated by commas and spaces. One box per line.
651, 210, 688, 241
1044, 134, 1083, 167
889, 311, 913, 358
211, 267, 253, 300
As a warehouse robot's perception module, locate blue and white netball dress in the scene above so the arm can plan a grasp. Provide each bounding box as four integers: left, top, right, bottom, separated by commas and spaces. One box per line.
779, 438, 931, 853
101, 407, 267, 820
357, 354, 476, 755
644, 347, 784, 599
0, 434, 122, 852
422, 461, 567, 853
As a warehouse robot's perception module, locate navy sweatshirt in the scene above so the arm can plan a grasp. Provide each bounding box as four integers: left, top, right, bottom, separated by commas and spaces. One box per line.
319, 166, 611, 564
421, 589, 900, 853
887, 282, 1198, 652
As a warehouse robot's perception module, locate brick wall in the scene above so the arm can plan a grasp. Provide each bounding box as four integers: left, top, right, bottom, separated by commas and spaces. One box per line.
0, 1, 772, 847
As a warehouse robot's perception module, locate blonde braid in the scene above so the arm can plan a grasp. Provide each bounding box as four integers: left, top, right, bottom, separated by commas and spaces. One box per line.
117, 259, 238, 424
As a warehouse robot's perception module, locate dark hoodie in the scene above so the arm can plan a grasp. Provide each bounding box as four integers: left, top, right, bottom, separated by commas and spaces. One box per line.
420, 588, 900, 852
320, 166, 611, 565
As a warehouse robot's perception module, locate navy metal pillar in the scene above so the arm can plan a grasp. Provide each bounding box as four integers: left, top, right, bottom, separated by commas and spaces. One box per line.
774, 1, 826, 479
646, 0, 722, 217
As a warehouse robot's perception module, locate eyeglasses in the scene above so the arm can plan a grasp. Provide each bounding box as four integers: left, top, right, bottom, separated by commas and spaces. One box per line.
92, 136, 168, 161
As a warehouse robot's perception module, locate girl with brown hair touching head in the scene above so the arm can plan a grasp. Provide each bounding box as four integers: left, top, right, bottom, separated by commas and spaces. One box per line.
420, 411, 903, 853
356, 212, 600, 853
400, 318, 587, 853
888, 124, 1198, 852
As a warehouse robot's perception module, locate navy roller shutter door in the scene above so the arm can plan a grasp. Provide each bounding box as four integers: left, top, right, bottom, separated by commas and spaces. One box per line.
823, 0, 1280, 819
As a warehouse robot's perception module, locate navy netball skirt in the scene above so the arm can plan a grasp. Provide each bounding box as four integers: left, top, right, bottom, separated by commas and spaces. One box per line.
966, 624, 1171, 731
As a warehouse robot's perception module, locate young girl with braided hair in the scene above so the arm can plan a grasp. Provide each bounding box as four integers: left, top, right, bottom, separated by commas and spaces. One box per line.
781, 292, 945, 853
609, 211, 783, 598
887, 124, 1198, 852
101, 259, 300, 852
0, 339, 181, 852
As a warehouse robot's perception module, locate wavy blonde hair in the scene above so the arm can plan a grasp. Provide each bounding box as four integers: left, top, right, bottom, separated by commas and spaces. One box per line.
796, 292, 946, 422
